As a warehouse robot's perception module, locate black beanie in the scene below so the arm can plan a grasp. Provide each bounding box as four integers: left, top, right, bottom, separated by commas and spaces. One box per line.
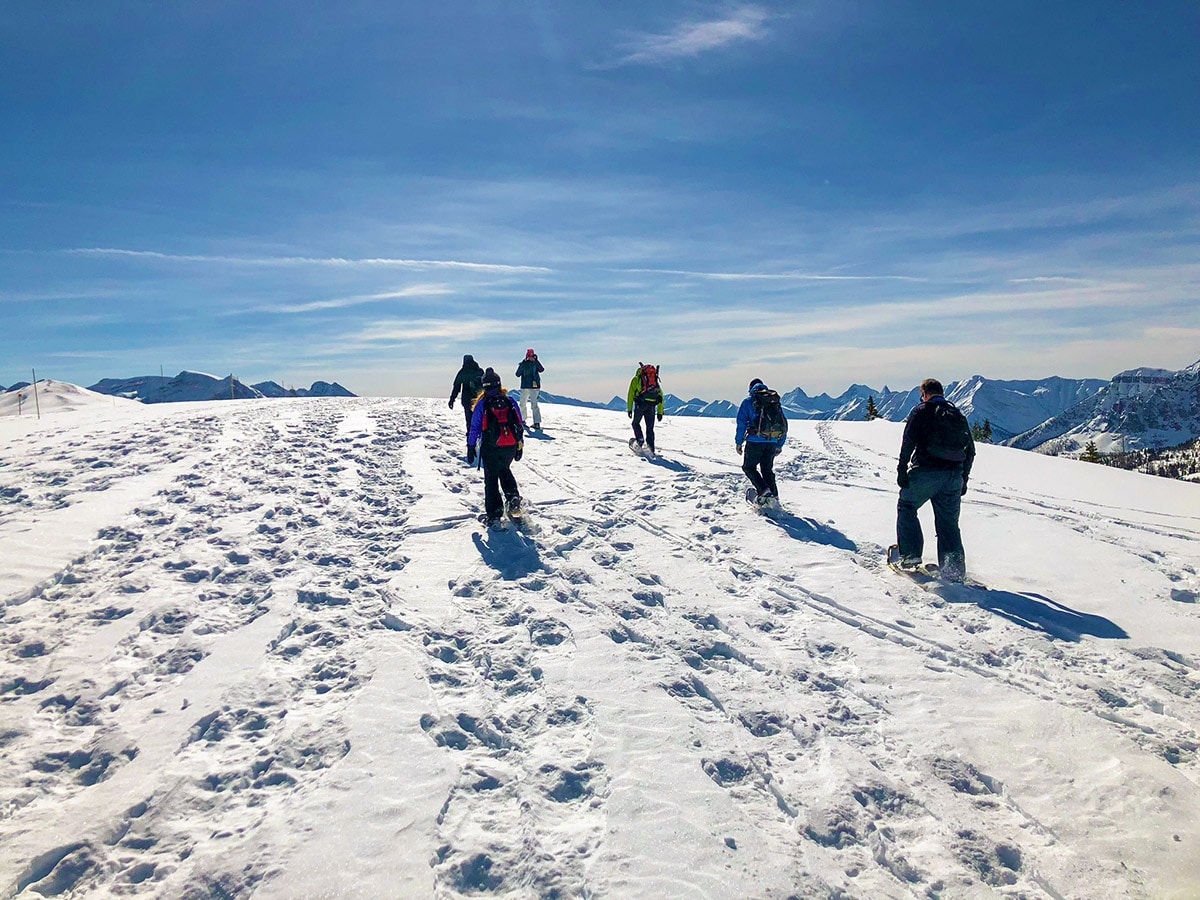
749, 378, 764, 391
482, 368, 500, 388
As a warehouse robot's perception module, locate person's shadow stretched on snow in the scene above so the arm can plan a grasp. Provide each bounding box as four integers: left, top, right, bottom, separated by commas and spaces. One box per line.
471, 528, 543, 580
943, 586, 1128, 642
762, 509, 857, 552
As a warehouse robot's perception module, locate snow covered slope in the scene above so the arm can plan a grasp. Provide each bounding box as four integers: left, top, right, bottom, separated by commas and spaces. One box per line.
1, 401, 1198, 898
0, 379, 141, 418
1010, 361, 1200, 454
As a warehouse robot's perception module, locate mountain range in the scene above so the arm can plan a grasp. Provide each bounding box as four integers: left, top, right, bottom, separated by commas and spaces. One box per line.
80, 371, 356, 403
7, 358, 1198, 461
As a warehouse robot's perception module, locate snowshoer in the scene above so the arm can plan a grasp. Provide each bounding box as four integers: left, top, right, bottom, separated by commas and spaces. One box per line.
449, 354, 486, 463
626, 363, 665, 456
468, 368, 525, 528
736, 379, 788, 507
895, 378, 975, 580
515, 348, 544, 431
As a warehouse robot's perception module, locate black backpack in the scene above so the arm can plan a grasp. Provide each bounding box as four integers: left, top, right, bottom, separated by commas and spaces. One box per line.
481, 393, 521, 449
462, 371, 483, 401
750, 389, 788, 440
924, 402, 972, 462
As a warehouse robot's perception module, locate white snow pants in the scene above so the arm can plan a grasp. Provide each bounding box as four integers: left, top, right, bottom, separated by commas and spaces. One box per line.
520, 389, 541, 428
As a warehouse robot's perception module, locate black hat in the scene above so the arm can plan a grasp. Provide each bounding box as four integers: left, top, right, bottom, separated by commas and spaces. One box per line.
482, 367, 500, 388
749, 378, 765, 391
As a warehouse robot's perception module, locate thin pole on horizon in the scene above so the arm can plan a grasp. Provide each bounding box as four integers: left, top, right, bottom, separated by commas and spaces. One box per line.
31, 368, 41, 420
160, 364, 165, 401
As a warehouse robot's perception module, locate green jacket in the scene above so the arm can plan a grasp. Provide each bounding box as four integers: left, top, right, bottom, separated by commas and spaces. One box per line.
627, 374, 665, 415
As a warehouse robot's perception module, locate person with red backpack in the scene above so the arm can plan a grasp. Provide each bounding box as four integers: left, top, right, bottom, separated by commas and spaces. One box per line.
468, 368, 525, 528
735, 379, 788, 507
626, 363, 665, 457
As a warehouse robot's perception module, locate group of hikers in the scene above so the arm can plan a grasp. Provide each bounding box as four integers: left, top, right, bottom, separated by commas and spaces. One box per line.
449, 355, 975, 580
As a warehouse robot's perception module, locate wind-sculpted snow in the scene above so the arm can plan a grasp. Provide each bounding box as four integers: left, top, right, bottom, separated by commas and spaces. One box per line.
1, 397, 1199, 898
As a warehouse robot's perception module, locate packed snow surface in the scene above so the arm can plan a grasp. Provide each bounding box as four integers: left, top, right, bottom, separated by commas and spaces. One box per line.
1, 394, 1199, 899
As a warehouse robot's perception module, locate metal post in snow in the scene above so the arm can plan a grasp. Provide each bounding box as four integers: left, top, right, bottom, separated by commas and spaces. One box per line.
32, 368, 41, 420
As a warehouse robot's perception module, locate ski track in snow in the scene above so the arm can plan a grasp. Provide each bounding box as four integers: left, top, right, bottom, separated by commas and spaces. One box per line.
1, 398, 1198, 898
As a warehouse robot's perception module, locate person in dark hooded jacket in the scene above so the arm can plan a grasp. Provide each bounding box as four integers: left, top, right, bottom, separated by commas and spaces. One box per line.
449, 355, 485, 462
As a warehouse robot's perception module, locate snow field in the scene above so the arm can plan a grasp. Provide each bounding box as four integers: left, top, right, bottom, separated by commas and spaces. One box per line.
0, 394, 1198, 898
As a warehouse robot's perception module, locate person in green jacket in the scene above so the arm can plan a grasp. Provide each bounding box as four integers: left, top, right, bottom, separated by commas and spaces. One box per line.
626, 363, 665, 457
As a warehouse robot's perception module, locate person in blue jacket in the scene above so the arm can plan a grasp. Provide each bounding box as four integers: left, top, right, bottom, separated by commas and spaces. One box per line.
735, 379, 787, 506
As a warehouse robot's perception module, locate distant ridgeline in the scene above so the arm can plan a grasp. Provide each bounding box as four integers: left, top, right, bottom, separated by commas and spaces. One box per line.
86, 371, 355, 403
543, 359, 1200, 476
583, 375, 1111, 441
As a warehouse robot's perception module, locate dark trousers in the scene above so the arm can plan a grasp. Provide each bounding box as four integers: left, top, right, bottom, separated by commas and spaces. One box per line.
896, 467, 965, 571
480, 445, 519, 520
631, 401, 658, 450
742, 442, 779, 497
460, 401, 475, 459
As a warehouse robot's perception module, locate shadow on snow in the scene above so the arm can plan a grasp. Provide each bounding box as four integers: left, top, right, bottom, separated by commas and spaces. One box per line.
471, 527, 543, 580
943, 586, 1128, 642
763, 509, 857, 552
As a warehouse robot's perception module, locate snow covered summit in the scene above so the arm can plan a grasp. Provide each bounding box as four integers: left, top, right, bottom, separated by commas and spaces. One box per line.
0, 398, 1198, 897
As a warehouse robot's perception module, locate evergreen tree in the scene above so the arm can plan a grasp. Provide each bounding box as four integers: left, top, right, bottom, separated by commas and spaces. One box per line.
1081, 440, 1103, 463
982, 419, 992, 442
865, 396, 879, 421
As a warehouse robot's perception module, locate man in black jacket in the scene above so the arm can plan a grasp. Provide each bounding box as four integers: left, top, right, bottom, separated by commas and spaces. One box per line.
449, 355, 485, 463
896, 378, 976, 580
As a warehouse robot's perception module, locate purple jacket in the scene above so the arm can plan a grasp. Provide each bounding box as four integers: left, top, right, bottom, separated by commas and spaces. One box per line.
468, 389, 524, 446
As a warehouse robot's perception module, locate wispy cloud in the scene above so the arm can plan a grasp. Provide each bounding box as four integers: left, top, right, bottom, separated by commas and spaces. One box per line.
66, 247, 551, 274
246, 285, 455, 315
614, 267, 925, 282
605, 6, 770, 68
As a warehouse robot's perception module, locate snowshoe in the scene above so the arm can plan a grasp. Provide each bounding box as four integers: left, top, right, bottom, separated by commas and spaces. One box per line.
506, 496, 524, 520
477, 512, 507, 531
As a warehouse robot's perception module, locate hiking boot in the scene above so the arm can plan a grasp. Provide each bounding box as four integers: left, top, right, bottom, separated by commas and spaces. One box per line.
629, 437, 642, 450
898, 557, 922, 571
506, 496, 523, 518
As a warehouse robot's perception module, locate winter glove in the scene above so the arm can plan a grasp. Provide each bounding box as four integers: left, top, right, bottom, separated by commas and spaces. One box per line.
735, 444, 743, 455
656, 413, 662, 422
448, 398, 455, 409
897, 469, 910, 489
515, 446, 523, 462
960, 478, 968, 496
627, 409, 633, 419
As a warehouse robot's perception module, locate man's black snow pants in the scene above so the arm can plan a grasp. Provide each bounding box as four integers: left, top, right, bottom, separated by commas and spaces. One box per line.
460, 400, 475, 460
742, 442, 780, 498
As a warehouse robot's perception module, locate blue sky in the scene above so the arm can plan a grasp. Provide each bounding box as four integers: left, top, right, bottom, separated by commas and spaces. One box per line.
2, 1, 1197, 402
